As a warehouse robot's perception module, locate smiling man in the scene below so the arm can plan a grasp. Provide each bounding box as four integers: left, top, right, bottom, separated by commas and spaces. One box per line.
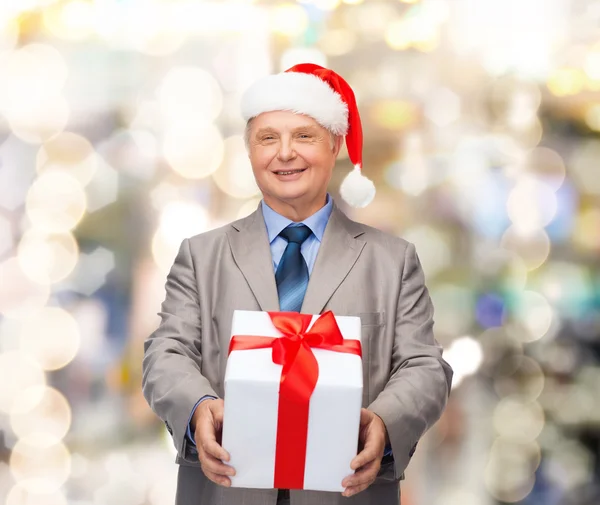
142, 63, 453, 505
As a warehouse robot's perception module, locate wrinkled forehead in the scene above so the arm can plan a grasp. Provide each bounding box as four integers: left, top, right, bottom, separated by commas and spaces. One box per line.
248, 110, 331, 133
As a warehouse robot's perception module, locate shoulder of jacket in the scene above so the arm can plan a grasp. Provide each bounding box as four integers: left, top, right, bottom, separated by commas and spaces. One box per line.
185, 221, 236, 247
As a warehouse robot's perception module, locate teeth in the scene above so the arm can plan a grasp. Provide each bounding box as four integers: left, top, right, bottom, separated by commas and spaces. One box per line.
277, 169, 304, 175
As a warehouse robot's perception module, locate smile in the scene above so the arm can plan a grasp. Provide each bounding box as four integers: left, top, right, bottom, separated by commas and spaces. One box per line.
274, 169, 307, 175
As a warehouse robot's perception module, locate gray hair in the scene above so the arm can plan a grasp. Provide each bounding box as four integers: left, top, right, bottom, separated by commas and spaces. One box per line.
244, 118, 338, 151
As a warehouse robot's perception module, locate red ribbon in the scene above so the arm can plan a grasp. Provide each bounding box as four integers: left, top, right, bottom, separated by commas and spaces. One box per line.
228, 310, 362, 489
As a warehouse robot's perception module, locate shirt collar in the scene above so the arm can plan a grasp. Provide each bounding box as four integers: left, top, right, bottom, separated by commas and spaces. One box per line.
261, 194, 333, 244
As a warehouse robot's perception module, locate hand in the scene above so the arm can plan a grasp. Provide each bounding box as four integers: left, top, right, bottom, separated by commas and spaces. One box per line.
341, 408, 387, 497
192, 398, 235, 487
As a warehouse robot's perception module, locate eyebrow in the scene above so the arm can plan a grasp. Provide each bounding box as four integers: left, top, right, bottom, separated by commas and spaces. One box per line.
255, 125, 320, 136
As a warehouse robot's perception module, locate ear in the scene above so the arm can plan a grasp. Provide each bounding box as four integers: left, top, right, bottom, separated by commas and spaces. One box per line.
332, 135, 343, 158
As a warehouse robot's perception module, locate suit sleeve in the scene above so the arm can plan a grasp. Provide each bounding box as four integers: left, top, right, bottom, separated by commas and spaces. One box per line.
368, 241, 453, 479
142, 238, 218, 463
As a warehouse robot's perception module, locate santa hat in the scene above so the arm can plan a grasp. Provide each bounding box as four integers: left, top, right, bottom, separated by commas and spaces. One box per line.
240, 63, 376, 208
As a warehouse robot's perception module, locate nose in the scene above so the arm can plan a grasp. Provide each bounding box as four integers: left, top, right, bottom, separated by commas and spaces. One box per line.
277, 136, 296, 162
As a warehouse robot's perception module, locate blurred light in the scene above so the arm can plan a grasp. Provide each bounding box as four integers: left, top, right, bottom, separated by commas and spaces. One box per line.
170, 1, 268, 35
318, 29, 357, 56
506, 176, 557, 234
384, 4, 444, 52
478, 327, 524, 377
17, 229, 79, 285
501, 226, 550, 271
9, 435, 71, 494
485, 439, 539, 502
531, 261, 594, 318
270, 4, 309, 37
0, 213, 13, 257
569, 140, 600, 195
0, 258, 51, 319
43, 0, 94, 41
66, 246, 115, 296
0, 44, 68, 114
430, 285, 475, 338
573, 206, 600, 252
494, 356, 545, 401
8, 95, 69, 145
111, 1, 185, 56
37, 132, 98, 186
152, 201, 210, 273
504, 90, 541, 131
438, 490, 479, 505
584, 44, 600, 81
342, 0, 364, 3
513, 146, 566, 191
10, 386, 71, 441
402, 225, 451, 278
212, 135, 261, 199
443, 336, 483, 389
96, 129, 158, 181
163, 122, 224, 179
475, 293, 505, 328
280, 48, 327, 72
343, 2, 396, 41
0, 16, 19, 52
148, 463, 178, 505
312, 0, 342, 10
158, 66, 223, 124
129, 99, 162, 132
19, 307, 80, 371
6, 485, 67, 505
385, 132, 432, 195
0, 43, 69, 144
236, 198, 262, 220
493, 396, 545, 442
0, 351, 46, 414
85, 158, 119, 213
544, 440, 593, 491
25, 171, 87, 233
505, 291, 554, 343
584, 103, 600, 131
424, 87, 461, 127
547, 67, 585, 96
69, 453, 89, 479
370, 100, 417, 130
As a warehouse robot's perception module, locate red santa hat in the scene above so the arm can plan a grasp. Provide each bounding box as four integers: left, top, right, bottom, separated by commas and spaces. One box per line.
240, 63, 376, 208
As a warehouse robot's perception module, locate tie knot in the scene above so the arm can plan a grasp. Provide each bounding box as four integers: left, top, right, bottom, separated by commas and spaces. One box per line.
279, 224, 312, 245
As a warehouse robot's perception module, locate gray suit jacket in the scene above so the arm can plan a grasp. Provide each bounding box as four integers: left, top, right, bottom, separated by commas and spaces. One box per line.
142, 201, 453, 505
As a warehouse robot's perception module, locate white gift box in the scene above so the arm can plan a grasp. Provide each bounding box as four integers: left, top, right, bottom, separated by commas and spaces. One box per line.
221, 310, 363, 492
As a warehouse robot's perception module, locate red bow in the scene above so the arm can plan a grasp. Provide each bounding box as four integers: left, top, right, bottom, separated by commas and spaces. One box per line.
228, 311, 362, 489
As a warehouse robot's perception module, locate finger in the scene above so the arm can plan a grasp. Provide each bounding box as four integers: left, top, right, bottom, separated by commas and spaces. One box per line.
210, 399, 225, 422
197, 409, 230, 461
203, 469, 232, 487
199, 450, 236, 477
342, 482, 371, 498
202, 437, 230, 462
350, 440, 378, 471
342, 458, 379, 488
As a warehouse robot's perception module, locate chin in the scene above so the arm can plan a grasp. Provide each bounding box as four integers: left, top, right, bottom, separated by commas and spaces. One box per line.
272, 184, 310, 201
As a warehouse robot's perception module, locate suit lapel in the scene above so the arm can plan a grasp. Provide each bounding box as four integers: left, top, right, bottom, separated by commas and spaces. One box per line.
226, 205, 280, 312
301, 203, 366, 314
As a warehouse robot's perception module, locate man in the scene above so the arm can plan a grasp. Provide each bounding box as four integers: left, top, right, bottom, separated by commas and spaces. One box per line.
142, 63, 453, 505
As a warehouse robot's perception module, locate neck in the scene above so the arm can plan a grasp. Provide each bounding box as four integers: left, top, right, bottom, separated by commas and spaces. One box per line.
263, 193, 328, 222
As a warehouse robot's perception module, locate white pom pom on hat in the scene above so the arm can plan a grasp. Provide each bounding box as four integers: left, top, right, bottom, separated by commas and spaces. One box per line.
240, 63, 375, 208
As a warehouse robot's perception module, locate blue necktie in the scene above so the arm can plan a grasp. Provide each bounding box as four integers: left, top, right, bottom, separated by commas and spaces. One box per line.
275, 225, 312, 312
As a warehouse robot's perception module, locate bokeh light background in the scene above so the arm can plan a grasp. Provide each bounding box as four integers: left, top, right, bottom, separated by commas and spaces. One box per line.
0, 0, 599, 504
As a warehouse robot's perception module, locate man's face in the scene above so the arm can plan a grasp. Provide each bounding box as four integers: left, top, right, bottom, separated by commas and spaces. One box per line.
247, 110, 341, 210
